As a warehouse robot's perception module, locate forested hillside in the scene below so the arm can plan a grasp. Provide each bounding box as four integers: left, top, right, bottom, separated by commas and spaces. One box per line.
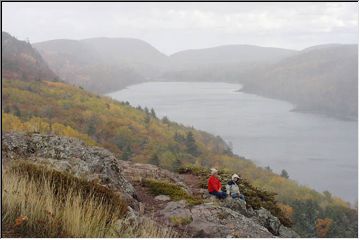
2, 32, 357, 237
239, 44, 358, 120
2, 32, 57, 82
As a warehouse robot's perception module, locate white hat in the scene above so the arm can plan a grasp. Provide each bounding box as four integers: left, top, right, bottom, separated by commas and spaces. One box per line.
232, 174, 240, 181
210, 168, 218, 175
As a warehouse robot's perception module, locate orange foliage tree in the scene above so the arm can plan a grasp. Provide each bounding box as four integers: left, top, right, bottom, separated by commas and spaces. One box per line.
315, 218, 333, 237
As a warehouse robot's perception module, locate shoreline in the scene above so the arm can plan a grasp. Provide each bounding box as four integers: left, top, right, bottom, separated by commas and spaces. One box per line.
236, 88, 358, 122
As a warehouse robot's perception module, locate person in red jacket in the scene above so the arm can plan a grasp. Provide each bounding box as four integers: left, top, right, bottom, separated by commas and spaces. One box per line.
208, 168, 227, 199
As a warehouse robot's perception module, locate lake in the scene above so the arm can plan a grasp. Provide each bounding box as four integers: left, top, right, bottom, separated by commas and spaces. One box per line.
108, 82, 358, 203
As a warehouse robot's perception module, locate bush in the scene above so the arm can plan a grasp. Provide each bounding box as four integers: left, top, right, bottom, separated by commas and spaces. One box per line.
169, 216, 193, 226
142, 178, 203, 206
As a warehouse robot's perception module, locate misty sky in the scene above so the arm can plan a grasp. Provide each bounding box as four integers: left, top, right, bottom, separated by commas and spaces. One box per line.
2, 2, 358, 54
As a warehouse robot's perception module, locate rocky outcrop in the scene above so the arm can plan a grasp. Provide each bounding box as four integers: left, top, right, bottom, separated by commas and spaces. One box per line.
252, 208, 299, 237
253, 207, 282, 235
118, 161, 192, 194
2, 132, 300, 238
279, 225, 300, 238
2, 132, 136, 203
158, 200, 274, 238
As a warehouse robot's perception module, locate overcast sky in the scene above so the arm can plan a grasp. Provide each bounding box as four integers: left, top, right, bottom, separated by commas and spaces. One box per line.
2, 2, 358, 54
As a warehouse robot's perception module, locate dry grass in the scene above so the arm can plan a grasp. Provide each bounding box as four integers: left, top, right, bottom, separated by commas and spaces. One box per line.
2, 161, 176, 238
2, 166, 123, 237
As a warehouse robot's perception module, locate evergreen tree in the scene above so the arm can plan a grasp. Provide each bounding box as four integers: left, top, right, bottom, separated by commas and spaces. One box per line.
281, 169, 289, 179
265, 166, 273, 172
173, 157, 182, 171
121, 145, 132, 161
323, 191, 332, 200
86, 115, 98, 136
144, 113, 151, 127
144, 107, 150, 115
185, 131, 200, 156
13, 105, 21, 117
150, 108, 157, 118
174, 132, 185, 143
149, 153, 160, 166
162, 116, 170, 125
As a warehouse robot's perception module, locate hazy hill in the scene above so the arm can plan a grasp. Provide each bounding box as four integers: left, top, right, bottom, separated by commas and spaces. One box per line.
169, 45, 297, 70
2, 32, 57, 82
34, 39, 297, 91
239, 44, 358, 120
82, 37, 168, 75
162, 45, 297, 82
34, 39, 152, 93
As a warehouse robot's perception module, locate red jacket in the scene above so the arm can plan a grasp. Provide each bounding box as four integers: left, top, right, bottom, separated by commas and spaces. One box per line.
208, 175, 222, 193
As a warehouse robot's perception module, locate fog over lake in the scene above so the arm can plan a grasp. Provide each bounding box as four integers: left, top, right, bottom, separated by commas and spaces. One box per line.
108, 82, 358, 203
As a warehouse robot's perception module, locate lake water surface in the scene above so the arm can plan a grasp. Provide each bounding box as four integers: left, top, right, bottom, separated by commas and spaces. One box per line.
108, 82, 358, 203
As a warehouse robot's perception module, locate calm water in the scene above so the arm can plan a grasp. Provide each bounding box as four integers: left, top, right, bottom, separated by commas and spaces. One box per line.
108, 82, 358, 203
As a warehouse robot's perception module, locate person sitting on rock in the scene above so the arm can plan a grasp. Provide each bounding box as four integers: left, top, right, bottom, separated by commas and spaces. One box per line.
226, 174, 246, 202
208, 168, 227, 199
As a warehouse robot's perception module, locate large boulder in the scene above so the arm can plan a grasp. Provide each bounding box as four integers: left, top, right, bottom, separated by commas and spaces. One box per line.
2, 132, 136, 204
253, 207, 281, 235
220, 198, 252, 217
158, 200, 274, 238
279, 225, 300, 238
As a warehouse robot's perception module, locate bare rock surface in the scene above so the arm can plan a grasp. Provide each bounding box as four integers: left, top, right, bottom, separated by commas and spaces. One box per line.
118, 160, 192, 194
158, 200, 274, 238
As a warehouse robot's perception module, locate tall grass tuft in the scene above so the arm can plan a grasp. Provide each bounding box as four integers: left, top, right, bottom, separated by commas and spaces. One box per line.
2, 164, 125, 237
2, 161, 176, 237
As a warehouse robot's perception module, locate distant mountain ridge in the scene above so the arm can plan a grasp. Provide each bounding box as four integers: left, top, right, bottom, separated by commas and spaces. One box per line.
31, 34, 358, 119
34, 38, 297, 92
168, 44, 297, 70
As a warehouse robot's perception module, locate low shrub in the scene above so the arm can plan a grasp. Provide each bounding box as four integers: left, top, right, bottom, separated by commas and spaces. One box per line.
169, 216, 193, 226
142, 178, 203, 206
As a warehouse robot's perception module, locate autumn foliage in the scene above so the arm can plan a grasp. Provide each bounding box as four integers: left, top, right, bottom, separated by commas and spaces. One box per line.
2, 78, 357, 237
316, 218, 333, 237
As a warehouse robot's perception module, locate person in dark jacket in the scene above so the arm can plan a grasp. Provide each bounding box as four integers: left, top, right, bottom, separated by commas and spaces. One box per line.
208, 168, 227, 199
226, 174, 246, 201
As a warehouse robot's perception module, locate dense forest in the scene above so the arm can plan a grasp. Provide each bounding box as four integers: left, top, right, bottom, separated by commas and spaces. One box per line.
2, 32, 358, 237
